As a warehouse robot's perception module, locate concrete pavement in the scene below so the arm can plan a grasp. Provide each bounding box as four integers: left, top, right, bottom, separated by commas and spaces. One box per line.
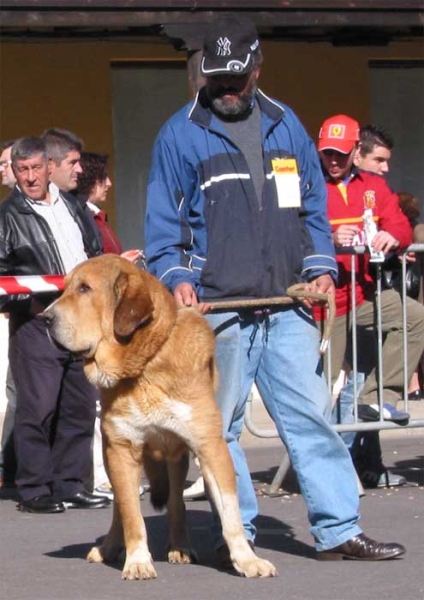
1, 397, 423, 600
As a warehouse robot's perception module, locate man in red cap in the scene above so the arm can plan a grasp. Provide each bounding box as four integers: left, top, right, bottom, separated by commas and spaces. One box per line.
317, 114, 424, 428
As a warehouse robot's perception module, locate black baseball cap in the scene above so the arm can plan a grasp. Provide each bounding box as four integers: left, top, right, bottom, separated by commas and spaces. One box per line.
201, 14, 260, 77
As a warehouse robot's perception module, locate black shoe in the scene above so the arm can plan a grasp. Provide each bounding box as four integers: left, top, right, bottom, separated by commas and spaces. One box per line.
18, 495, 66, 514
359, 468, 407, 489
408, 389, 423, 401
357, 404, 409, 424
317, 533, 406, 561
61, 490, 111, 509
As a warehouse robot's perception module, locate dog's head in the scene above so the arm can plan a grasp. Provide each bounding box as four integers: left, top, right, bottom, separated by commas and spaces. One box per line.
43, 254, 177, 388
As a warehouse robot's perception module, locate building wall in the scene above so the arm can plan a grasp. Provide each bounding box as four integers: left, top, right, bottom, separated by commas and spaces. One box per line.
0, 36, 423, 219
0, 35, 422, 410
258, 39, 423, 136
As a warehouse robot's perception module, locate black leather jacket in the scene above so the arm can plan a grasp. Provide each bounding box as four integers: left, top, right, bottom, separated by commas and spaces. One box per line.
0, 186, 103, 315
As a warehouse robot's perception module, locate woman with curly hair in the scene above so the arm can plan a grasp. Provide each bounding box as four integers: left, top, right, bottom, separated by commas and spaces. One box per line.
76, 152, 125, 256
74, 152, 143, 498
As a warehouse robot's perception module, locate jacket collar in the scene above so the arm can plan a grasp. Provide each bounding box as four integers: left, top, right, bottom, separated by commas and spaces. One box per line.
189, 87, 285, 133
10, 183, 78, 215
323, 166, 363, 184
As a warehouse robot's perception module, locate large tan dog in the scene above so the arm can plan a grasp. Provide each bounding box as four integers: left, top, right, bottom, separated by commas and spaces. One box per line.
43, 255, 276, 580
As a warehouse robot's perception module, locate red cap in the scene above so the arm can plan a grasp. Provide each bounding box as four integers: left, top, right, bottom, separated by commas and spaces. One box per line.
317, 114, 360, 154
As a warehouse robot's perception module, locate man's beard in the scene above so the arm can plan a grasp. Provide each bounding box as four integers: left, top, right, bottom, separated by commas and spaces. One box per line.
207, 86, 256, 120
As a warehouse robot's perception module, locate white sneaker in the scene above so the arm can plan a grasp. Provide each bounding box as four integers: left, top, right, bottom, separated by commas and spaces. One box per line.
94, 482, 145, 500
183, 476, 206, 500
94, 482, 114, 499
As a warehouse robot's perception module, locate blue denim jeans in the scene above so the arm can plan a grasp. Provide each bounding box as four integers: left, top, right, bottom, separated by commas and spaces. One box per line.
206, 306, 362, 551
332, 371, 366, 449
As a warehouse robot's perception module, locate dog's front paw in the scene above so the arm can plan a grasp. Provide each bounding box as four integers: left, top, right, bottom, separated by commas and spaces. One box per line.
122, 547, 157, 580
168, 547, 199, 564
234, 556, 277, 578
122, 559, 157, 580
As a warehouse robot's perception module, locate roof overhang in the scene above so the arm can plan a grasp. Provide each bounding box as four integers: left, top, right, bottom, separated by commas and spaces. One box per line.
0, 1, 423, 47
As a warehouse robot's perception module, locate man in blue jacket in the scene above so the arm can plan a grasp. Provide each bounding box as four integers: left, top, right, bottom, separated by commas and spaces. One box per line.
145, 14, 405, 562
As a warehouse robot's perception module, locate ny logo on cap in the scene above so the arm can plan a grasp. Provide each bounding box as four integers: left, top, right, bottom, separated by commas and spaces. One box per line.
216, 37, 232, 56
329, 124, 346, 138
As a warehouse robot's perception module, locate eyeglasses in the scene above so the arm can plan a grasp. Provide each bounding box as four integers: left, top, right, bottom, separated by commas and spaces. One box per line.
0, 160, 12, 169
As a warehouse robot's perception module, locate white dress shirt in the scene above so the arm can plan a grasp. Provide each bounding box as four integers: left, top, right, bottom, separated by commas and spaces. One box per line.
25, 182, 88, 273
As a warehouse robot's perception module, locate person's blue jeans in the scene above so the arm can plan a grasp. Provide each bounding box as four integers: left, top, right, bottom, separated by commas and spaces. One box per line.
331, 371, 366, 449
206, 306, 362, 552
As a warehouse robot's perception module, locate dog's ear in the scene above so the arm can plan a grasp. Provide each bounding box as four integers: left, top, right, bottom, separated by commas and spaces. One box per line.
113, 271, 154, 339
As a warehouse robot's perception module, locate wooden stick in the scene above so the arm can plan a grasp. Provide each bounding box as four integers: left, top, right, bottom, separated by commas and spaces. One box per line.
208, 283, 335, 355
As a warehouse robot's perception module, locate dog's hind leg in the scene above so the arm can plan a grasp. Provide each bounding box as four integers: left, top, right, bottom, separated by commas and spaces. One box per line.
166, 451, 199, 564
87, 501, 125, 564
143, 452, 169, 510
197, 437, 277, 578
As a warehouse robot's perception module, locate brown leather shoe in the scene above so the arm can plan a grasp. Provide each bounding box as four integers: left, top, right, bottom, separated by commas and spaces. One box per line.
317, 533, 406, 561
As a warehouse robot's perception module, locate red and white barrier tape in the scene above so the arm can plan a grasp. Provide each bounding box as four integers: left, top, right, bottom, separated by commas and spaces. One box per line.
0, 275, 65, 297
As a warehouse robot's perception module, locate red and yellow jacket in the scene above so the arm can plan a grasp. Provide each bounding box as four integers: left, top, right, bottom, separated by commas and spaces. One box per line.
319, 169, 412, 318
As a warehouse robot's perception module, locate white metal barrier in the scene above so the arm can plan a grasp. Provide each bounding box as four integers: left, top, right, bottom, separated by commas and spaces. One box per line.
2, 253, 423, 492
244, 244, 424, 494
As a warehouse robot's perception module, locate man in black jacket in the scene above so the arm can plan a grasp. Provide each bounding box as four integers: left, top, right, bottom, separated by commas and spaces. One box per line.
0, 136, 110, 513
